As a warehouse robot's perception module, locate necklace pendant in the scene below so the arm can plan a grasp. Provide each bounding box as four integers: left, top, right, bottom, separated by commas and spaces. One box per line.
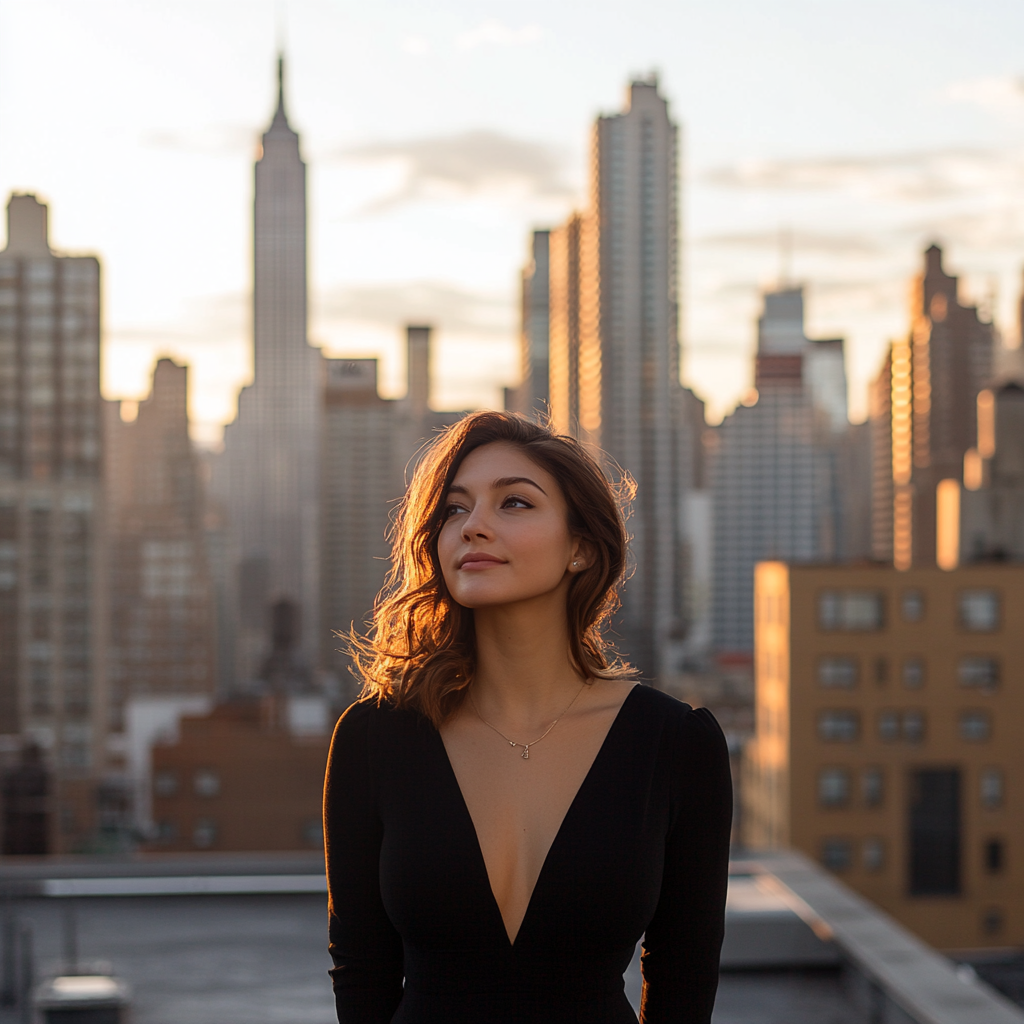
509, 740, 516, 747
521, 746, 530, 759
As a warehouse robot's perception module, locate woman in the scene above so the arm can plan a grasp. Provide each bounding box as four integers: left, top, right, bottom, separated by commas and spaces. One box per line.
324, 411, 732, 1023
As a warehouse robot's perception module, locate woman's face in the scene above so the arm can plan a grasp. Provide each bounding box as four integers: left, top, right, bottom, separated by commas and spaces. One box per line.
437, 442, 582, 610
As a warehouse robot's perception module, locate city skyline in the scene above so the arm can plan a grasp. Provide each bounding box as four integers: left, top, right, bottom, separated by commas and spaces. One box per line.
4, 1, 1024, 444
3, 8, 1024, 977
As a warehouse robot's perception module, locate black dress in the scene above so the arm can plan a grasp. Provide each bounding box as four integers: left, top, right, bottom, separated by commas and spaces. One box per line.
324, 684, 732, 1023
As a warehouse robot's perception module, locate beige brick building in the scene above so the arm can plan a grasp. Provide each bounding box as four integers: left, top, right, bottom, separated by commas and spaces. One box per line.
744, 561, 1024, 950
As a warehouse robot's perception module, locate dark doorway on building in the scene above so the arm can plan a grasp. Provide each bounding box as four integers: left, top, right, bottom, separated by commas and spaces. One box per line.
908, 768, 960, 895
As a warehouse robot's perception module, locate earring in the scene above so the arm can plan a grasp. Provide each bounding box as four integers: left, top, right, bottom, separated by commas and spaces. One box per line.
572, 561, 579, 567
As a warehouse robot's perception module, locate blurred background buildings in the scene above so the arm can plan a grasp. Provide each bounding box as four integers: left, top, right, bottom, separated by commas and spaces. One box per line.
2, 45, 1024, 1009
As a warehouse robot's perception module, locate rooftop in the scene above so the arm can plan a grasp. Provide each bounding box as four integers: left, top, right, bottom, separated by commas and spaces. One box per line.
0, 850, 1019, 1023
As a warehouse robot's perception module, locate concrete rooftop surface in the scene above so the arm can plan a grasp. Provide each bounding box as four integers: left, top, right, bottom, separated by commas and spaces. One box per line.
0, 850, 1019, 1023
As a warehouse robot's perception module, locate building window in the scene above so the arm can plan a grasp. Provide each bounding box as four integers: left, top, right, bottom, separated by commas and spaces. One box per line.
980, 768, 1004, 809
960, 711, 992, 742
958, 590, 1000, 632
817, 710, 860, 742
863, 837, 885, 872
958, 656, 999, 691
817, 657, 858, 688
303, 820, 324, 849
818, 591, 884, 631
193, 769, 221, 798
982, 907, 1004, 936
878, 710, 900, 742
154, 820, 177, 843
902, 710, 926, 744
984, 839, 1005, 875
820, 838, 853, 872
901, 658, 925, 689
192, 819, 218, 849
862, 767, 884, 807
61, 742, 90, 770
901, 589, 925, 623
153, 770, 178, 798
818, 768, 851, 807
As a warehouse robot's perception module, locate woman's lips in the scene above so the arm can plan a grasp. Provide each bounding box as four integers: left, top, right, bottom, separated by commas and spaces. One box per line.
458, 553, 506, 569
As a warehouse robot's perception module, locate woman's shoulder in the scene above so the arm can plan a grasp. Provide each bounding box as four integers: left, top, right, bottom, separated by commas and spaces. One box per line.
331, 695, 430, 745
626, 684, 727, 751
626, 682, 707, 721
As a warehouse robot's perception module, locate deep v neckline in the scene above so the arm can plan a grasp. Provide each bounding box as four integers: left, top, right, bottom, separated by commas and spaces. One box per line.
437, 684, 640, 949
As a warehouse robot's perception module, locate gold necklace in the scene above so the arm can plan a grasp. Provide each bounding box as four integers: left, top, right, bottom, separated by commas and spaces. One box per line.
470, 682, 587, 759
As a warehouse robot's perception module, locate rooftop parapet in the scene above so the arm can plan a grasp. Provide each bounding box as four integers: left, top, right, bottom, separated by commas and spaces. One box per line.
737, 850, 1024, 1024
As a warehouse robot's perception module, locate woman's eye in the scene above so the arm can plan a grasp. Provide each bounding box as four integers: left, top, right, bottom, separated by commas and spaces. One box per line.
502, 495, 533, 510
444, 502, 469, 519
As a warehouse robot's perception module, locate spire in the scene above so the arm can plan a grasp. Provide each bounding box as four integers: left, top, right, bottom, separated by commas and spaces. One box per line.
268, 53, 292, 134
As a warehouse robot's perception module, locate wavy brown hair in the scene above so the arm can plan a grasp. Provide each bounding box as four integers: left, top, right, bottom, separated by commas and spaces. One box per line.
349, 410, 636, 727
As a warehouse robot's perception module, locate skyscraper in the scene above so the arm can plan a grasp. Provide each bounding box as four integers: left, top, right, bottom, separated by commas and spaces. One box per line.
506, 231, 550, 421
547, 214, 583, 436
104, 359, 216, 727
710, 286, 847, 656
547, 77, 689, 680
321, 357, 402, 690
212, 58, 322, 688
869, 245, 994, 569
0, 193, 106, 848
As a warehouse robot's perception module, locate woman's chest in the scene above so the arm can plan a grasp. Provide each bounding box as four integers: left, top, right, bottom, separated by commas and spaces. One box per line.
374, 723, 671, 951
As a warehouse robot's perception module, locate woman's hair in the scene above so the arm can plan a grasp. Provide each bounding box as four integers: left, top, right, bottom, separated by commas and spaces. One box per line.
349, 410, 636, 727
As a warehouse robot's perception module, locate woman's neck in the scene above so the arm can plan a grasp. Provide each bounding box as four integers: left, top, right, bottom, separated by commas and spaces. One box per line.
470, 595, 584, 731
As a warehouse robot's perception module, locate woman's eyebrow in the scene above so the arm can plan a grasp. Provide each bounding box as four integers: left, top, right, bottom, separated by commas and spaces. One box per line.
493, 476, 547, 495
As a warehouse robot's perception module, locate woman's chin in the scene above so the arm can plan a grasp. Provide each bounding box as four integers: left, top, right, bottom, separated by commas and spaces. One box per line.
450, 584, 561, 611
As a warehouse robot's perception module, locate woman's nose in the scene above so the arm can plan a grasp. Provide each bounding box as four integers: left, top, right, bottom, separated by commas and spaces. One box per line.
461, 505, 493, 540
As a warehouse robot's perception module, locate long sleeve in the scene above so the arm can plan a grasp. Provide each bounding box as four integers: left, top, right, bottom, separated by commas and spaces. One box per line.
639, 706, 733, 1024
324, 700, 404, 1024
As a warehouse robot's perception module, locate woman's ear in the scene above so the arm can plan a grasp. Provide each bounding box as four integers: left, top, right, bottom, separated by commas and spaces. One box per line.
569, 537, 597, 571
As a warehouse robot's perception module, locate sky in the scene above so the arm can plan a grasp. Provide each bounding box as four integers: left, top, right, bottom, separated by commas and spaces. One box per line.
3, 0, 1024, 444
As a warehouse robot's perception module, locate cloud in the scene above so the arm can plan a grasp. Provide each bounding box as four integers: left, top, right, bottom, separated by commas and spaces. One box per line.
401, 35, 430, 55
943, 76, 1024, 109
700, 148, 1024, 203
335, 130, 572, 211
144, 125, 256, 156
696, 229, 881, 256
316, 280, 514, 337
456, 20, 542, 50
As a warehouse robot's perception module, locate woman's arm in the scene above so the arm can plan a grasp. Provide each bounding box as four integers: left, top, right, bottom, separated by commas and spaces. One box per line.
639, 706, 733, 1024
324, 701, 404, 1024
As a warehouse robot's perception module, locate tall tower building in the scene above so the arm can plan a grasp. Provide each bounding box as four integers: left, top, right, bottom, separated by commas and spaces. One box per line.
869, 245, 994, 569
212, 58, 322, 688
104, 359, 216, 727
548, 215, 583, 436
710, 286, 847, 657
588, 78, 684, 680
321, 358, 402, 694
544, 78, 688, 679
0, 193, 107, 847
506, 231, 550, 421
